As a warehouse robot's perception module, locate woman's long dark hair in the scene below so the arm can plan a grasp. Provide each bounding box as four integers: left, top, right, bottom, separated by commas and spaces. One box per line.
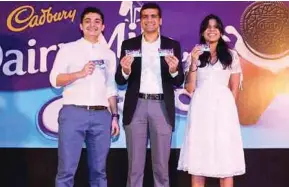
198, 14, 232, 69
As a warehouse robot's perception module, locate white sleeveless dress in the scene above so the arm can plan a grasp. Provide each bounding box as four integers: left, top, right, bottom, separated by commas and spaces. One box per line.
177, 50, 246, 178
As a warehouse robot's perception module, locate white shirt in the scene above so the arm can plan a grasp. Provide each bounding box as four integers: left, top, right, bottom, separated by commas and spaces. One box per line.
122, 35, 178, 94
50, 38, 117, 106
140, 35, 163, 93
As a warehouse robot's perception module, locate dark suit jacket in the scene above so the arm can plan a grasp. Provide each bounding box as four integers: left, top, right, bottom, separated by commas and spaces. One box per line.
115, 35, 184, 129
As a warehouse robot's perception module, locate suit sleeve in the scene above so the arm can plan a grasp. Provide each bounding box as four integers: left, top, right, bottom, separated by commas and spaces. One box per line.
115, 40, 128, 85
172, 41, 185, 87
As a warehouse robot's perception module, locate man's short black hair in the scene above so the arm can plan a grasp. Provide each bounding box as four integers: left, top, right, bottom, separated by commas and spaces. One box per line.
80, 7, 104, 24
140, 3, 162, 18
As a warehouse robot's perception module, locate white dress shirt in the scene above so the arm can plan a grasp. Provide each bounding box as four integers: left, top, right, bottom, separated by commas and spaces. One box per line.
50, 38, 117, 106
122, 35, 178, 94
140, 35, 163, 94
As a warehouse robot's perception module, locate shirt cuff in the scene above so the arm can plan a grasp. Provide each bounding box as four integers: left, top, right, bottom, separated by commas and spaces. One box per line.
49, 72, 61, 89
170, 71, 178, 78
121, 68, 130, 80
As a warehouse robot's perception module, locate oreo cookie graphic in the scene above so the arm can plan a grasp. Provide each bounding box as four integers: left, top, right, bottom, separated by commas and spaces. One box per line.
240, 2, 289, 59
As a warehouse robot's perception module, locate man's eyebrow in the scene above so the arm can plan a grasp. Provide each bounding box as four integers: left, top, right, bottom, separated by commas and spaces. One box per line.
84, 18, 102, 21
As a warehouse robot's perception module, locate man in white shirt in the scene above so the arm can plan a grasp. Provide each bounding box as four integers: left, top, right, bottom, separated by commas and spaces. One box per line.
115, 3, 184, 187
49, 7, 119, 187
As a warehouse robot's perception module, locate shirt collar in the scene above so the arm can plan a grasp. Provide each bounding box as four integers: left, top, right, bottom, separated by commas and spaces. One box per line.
142, 33, 161, 45
80, 37, 101, 48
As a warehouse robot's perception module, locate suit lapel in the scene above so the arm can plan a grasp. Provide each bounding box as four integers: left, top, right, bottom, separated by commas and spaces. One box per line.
134, 35, 142, 52
160, 36, 169, 75
131, 35, 142, 76
160, 36, 167, 65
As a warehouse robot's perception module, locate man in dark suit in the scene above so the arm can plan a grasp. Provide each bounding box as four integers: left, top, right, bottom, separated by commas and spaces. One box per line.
115, 3, 184, 187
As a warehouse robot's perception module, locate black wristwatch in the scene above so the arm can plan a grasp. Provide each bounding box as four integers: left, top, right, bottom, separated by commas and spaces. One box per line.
112, 113, 120, 120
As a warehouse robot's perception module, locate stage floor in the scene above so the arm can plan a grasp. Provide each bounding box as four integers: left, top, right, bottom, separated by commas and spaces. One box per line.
1, 149, 289, 187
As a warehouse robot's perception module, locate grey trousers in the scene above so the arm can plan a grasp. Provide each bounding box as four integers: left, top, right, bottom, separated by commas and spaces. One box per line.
124, 98, 172, 187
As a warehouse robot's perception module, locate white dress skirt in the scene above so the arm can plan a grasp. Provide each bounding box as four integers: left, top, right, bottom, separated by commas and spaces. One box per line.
177, 50, 246, 178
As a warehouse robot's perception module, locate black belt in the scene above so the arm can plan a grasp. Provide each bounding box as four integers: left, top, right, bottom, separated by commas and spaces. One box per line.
139, 93, 164, 100
74, 105, 107, 110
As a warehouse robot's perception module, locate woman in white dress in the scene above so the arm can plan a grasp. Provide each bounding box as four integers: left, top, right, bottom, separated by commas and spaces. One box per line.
177, 14, 246, 187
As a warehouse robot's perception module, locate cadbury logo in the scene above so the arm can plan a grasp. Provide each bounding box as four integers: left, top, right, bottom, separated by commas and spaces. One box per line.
7, 5, 76, 32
